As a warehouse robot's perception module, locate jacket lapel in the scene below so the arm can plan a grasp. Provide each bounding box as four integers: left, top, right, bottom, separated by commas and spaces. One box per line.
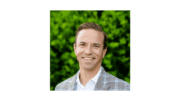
68, 74, 77, 91
94, 67, 110, 91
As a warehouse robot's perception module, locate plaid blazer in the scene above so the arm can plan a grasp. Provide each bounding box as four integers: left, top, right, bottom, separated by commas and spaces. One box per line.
55, 67, 130, 91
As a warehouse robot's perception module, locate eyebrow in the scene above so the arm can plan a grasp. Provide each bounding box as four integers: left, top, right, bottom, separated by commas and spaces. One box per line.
79, 41, 86, 44
79, 41, 101, 46
93, 43, 101, 46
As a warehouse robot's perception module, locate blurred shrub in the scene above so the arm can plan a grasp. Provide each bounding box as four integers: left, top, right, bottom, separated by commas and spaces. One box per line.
50, 10, 130, 90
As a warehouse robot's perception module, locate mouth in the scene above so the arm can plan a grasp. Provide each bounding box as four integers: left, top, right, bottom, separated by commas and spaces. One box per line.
82, 57, 95, 60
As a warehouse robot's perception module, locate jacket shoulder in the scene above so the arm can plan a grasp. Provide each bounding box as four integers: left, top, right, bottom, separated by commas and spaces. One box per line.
105, 72, 130, 91
55, 76, 75, 91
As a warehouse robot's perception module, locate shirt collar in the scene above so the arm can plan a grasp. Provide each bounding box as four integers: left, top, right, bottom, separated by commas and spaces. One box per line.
91, 66, 102, 83
76, 66, 102, 85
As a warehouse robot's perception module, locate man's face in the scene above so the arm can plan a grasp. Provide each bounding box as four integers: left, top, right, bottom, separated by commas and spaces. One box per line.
74, 29, 107, 71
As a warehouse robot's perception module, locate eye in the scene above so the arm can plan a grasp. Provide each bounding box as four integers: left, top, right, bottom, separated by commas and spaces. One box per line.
94, 45, 99, 48
80, 44, 85, 46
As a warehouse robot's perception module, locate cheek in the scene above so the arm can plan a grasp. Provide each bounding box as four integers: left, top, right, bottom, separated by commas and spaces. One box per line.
93, 50, 104, 57
75, 48, 84, 57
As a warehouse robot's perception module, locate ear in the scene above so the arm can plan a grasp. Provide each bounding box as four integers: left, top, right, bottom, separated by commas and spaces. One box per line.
74, 43, 76, 55
102, 48, 107, 58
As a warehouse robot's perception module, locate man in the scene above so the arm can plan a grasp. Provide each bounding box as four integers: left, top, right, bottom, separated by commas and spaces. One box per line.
55, 22, 130, 91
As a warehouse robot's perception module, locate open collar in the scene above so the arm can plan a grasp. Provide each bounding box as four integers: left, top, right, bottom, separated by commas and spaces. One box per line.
68, 67, 110, 91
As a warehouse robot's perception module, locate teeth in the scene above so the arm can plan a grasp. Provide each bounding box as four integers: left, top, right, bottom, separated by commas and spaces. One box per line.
84, 58, 93, 60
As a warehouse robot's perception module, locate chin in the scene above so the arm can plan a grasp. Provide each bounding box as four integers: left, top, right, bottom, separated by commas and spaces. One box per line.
81, 64, 95, 71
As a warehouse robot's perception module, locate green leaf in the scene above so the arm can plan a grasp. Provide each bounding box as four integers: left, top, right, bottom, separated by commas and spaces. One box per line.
64, 65, 70, 72
124, 77, 130, 83
106, 54, 112, 59
103, 59, 111, 65
121, 56, 129, 63
51, 40, 57, 46
57, 34, 63, 40
70, 51, 76, 58
50, 48, 57, 57
68, 36, 75, 44
110, 71, 116, 77
61, 52, 70, 60
118, 49, 126, 55
119, 37, 126, 45
53, 29, 59, 35
106, 64, 112, 69
50, 86, 54, 91
69, 58, 75, 65
128, 43, 130, 47
108, 42, 119, 48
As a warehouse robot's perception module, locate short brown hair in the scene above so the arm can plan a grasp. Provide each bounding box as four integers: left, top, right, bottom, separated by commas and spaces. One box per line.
75, 22, 108, 49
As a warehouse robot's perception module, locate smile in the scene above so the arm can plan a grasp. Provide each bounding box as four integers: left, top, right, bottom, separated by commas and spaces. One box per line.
82, 57, 95, 60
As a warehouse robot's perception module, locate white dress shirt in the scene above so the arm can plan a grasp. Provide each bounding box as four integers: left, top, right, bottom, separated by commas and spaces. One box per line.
76, 66, 102, 91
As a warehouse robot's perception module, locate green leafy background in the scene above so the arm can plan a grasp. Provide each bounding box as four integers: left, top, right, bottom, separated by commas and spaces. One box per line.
50, 10, 130, 91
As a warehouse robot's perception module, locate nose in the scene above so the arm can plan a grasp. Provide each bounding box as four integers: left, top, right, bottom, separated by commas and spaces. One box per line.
84, 46, 92, 55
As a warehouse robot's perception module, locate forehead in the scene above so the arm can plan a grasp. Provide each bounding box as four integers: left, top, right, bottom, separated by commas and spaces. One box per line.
76, 29, 104, 44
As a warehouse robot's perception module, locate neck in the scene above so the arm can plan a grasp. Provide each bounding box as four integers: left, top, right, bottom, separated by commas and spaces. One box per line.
79, 66, 101, 87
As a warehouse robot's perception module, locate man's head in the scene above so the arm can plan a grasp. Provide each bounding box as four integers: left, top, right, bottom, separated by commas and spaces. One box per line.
75, 23, 108, 50
74, 23, 108, 71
